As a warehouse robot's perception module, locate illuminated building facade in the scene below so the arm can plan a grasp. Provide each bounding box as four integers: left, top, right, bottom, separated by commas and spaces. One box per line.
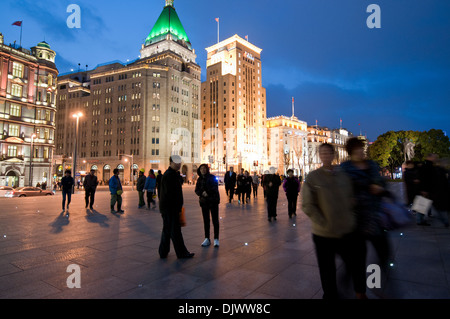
0, 32, 58, 187
55, 0, 201, 183
201, 35, 267, 174
267, 115, 308, 176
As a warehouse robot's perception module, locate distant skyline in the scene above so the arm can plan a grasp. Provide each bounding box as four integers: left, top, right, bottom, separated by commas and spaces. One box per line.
1, 0, 449, 141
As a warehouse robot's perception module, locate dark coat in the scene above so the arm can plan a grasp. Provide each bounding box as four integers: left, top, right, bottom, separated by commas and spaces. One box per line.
224, 170, 237, 188
283, 176, 301, 198
83, 174, 98, 191
195, 165, 220, 206
61, 176, 74, 192
159, 167, 183, 214
136, 174, 146, 192
263, 174, 281, 198
403, 167, 420, 205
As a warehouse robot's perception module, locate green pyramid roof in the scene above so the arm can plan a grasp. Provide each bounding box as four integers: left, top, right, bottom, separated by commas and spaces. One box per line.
145, 3, 191, 49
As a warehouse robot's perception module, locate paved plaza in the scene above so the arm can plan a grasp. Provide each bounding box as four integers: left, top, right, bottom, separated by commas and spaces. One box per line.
0, 182, 449, 301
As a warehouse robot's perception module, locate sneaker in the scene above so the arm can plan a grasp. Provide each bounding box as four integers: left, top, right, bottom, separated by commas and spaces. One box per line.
214, 239, 219, 247
118, 209, 125, 213
201, 238, 211, 247
111, 210, 117, 214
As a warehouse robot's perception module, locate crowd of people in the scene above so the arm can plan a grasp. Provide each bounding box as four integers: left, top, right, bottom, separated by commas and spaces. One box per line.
54, 136, 449, 299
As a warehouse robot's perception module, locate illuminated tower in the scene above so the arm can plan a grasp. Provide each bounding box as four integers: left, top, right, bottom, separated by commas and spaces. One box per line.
201, 35, 267, 174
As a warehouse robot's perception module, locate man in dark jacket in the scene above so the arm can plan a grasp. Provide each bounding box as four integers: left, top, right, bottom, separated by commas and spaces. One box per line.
155, 170, 162, 200
61, 170, 74, 212
224, 166, 237, 203
83, 169, 98, 210
136, 168, 146, 208
195, 164, 220, 247
263, 167, 282, 221
159, 155, 194, 259
283, 169, 301, 218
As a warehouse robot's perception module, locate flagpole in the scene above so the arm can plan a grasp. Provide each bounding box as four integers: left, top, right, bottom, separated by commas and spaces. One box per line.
20, 22, 22, 48
217, 18, 219, 43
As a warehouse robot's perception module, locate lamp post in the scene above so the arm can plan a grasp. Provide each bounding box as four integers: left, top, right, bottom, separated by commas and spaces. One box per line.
119, 153, 134, 190
72, 112, 83, 193
29, 133, 36, 186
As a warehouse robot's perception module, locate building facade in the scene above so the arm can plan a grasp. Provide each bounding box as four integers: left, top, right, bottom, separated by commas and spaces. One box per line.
266, 115, 308, 176
55, 0, 201, 184
201, 34, 267, 176
0, 33, 58, 187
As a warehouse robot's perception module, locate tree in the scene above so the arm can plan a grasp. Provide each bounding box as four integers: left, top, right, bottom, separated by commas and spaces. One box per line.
415, 129, 450, 160
368, 131, 401, 178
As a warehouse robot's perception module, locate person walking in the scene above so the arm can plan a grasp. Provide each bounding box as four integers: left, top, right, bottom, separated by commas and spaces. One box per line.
144, 169, 157, 209
236, 168, 246, 204
417, 154, 449, 227
83, 168, 98, 210
403, 160, 420, 208
244, 170, 252, 203
159, 155, 194, 259
136, 168, 146, 209
195, 164, 220, 247
341, 137, 390, 269
155, 170, 162, 200
109, 168, 124, 214
302, 143, 367, 300
224, 166, 237, 203
283, 169, 301, 218
263, 167, 281, 221
252, 172, 260, 198
61, 169, 74, 212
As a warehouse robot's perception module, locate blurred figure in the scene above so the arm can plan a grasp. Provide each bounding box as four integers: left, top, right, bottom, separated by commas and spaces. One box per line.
61, 170, 74, 212
244, 170, 252, 203
136, 168, 146, 209
155, 170, 162, 200
341, 137, 391, 269
283, 169, 301, 218
252, 171, 260, 198
83, 168, 98, 210
417, 154, 449, 227
144, 169, 157, 209
263, 167, 281, 221
302, 143, 366, 299
403, 161, 420, 208
236, 168, 246, 204
195, 164, 220, 247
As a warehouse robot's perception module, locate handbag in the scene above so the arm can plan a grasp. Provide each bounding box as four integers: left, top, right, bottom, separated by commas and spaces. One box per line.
179, 207, 186, 227
379, 198, 413, 230
411, 195, 432, 215
116, 189, 123, 196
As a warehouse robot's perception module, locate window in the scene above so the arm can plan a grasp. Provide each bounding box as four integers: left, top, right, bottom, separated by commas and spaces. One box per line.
10, 104, 21, 117
9, 124, 19, 137
7, 145, 17, 157
12, 62, 24, 78
11, 84, 22, 97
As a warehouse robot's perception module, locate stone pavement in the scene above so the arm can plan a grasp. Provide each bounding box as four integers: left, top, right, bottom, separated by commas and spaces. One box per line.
0, 182, 449, 301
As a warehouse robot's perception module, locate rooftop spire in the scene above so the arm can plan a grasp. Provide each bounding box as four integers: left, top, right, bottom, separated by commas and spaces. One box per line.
165, 0, 174, 7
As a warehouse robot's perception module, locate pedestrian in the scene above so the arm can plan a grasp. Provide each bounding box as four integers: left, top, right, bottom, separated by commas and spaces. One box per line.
158, 155, 194, 259
83, 168, 98, 210
195, 164, 220, 247
282, 169, 301, 218
109, 168, 124, 214
61, 169, 74, 212
252, 171, 260, 198
403, 161, 420, 208
144, 169, 157, 209
263, 167, 281, 221
417, 154, 449, 227
302, 143, 367, 299
155, 169, 162, 200
244, 170, 252, 203
236, 168, 246, 204
136, 168, 146, 209
341, 137, 391, 269
224, 166, 237, 203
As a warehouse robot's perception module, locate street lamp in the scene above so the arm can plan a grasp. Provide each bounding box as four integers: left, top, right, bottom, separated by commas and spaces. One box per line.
29, 133, 36, 186
119, 153, 134, 190
72, 112, 83, 193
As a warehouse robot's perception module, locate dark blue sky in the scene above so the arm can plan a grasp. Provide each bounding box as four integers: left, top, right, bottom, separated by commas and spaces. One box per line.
1, 0, 449, 141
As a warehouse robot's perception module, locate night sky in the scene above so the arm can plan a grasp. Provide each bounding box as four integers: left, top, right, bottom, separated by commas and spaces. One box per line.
1, 0, 449, 141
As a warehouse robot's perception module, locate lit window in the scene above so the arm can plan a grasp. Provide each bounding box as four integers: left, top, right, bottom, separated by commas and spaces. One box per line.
11, 84, 22, 97
10, 104, 21, 117
12, 62, 24, 78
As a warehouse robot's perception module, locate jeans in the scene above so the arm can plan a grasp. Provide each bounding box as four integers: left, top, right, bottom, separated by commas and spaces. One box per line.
62, 189, 72, 210
201, 204, 219, 240
138, 190, 145, 207
147, 190, 155, 207
85, 189, 96, 208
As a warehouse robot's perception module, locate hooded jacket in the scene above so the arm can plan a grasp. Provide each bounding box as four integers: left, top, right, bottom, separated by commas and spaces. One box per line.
195, 164, 220, 206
